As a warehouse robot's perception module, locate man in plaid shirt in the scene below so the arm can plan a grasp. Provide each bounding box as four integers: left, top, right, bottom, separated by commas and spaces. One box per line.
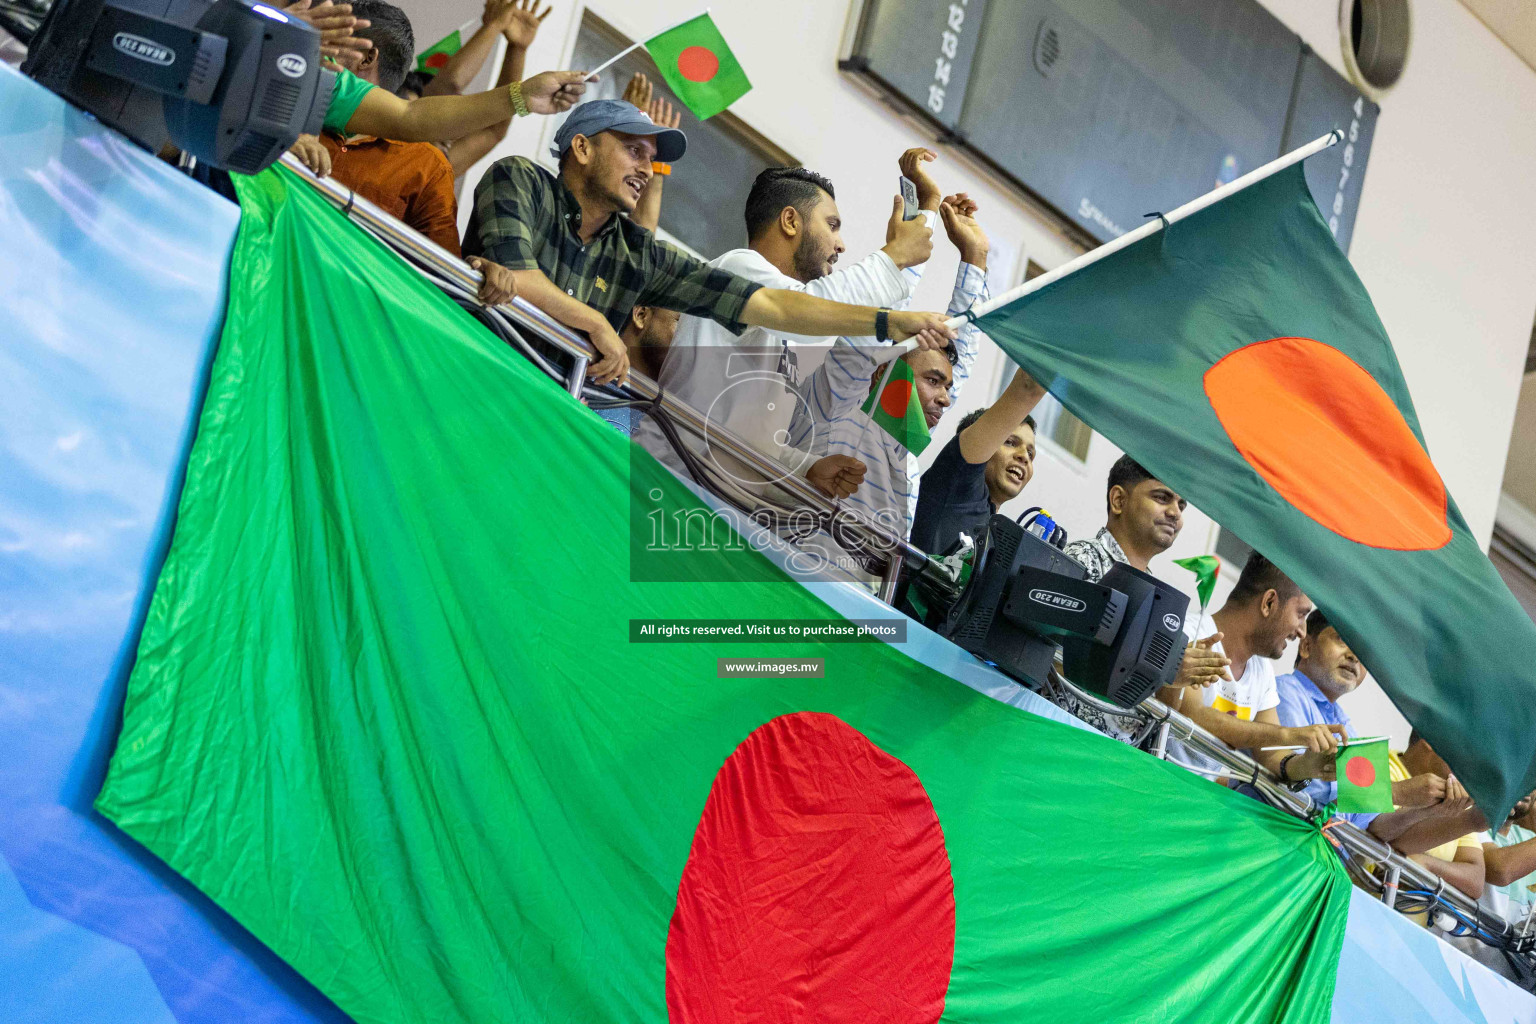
462, 100, 957, 386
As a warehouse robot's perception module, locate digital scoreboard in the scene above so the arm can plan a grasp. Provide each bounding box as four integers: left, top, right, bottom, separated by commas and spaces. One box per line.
845, 0, 1378, 251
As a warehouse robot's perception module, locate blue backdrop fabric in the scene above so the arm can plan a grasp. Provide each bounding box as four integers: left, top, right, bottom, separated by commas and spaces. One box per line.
0, 64, 346, 1024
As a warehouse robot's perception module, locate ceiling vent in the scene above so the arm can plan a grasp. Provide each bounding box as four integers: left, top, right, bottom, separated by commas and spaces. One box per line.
1339, 0, 1411, 99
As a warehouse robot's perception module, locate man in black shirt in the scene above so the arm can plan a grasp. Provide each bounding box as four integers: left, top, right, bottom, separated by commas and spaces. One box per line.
910, 367, 1044, 556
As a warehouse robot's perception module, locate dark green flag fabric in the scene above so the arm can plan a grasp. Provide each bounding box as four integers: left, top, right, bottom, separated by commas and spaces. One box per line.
98, 167, 1350, 1024
975, 163, 1536, 823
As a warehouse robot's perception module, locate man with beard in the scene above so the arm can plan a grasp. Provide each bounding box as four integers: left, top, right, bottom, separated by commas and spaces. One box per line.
1274, 609, 1452, 834
1167, 553, 1348, 777
782, 190, 1001, 546
634, 150, 943, 500
464, 112, 956, 388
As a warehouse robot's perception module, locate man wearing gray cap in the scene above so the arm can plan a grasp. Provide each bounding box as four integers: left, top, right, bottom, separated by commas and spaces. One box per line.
462, 99, 957, 386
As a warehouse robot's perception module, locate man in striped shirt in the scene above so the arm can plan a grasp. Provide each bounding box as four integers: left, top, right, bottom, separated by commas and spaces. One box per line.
782, 194, 996, 578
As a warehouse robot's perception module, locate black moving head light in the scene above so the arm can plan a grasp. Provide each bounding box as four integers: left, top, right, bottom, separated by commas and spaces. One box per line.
924, 515, 1190, 707
24, 0, 333, 173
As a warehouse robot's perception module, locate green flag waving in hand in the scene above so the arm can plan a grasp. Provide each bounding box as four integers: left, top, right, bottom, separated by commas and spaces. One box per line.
1336, 737, 1393, 813
644, 13, 751, 119
861, 358, 931, 455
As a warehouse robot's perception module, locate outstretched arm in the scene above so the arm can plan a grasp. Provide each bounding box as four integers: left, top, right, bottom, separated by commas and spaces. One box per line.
955, 366, 1045, 464
424, 0, 515, 96
344, 69, 588, 143
740, 289, 955, 347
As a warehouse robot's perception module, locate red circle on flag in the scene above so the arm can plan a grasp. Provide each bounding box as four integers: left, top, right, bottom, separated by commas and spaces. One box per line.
677, 45, 719, 83
1345, 755, 1377, 788
424, 52, 450, 70
1203, 337, 1451, 551
880, 379, 914, 419
665, 712, 956, 1024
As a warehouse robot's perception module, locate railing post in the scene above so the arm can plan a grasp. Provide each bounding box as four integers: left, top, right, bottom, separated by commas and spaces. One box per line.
566, 356, 587, 398
1381, 863, 1401, 907
877, 554, 901, 604
1151, 720, 1170, 760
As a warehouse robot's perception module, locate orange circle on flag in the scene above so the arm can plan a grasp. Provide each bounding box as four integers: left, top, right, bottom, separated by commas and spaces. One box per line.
1344, 756, 1377, 787
677, 45, 719, 82
880, 379, 913, 418
1203, 337, 1451, 551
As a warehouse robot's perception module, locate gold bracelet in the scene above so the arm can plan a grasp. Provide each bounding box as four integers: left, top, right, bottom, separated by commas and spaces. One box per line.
507, 80, 530, 118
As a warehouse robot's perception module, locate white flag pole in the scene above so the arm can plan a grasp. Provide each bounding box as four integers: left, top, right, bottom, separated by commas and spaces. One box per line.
583, 43, 642, 82
877, 129, 1344, 359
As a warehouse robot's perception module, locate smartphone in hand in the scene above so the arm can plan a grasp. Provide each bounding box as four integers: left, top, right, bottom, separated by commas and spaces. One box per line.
899, 176, 920, 220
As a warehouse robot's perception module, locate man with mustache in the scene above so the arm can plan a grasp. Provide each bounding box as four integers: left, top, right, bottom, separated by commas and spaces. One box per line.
1051, 456, 1230, 738
634, 149, 944, 500
1166, 552, 1347, 777
781, 188, 1002, 548
1066, 456, 1186, 584
1273, 608, 1453, 837
464, 113, 957, 388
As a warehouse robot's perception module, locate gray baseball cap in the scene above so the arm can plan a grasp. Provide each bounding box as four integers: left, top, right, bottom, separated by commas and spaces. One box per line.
549, 99, 687, 163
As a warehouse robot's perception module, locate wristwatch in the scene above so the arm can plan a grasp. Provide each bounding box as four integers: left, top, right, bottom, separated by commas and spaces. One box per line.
874, 308, 892, 342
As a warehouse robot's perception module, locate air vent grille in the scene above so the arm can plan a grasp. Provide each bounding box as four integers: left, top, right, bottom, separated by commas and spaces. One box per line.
258, 80, 301, 125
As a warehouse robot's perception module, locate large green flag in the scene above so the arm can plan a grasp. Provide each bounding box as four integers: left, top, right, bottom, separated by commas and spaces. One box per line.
973, 162, 1536, 823
97, 167, 1347, 1023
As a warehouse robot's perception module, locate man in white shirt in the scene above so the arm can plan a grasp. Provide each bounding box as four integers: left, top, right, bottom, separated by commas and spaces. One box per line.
634, 149, 944, 498
1168, 552, 1346, 780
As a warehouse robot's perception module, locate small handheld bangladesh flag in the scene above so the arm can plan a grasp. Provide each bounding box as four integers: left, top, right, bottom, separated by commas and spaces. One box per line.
1173, 554, 1221, 608
861, 359, 931, 455
645, 13, 751, 120
415, 29, 462, 75
1336, 736, 1392, 813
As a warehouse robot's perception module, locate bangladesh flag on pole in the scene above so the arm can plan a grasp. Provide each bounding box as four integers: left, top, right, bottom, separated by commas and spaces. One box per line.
972, 159, 1536, 823
861, 357, 932, 455
645, 12, 751, 119
1336, 737, 1393, 813
415, 29, 462, 75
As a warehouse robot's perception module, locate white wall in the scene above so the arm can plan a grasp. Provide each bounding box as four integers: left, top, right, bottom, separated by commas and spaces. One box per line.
432, 0, 1536, 744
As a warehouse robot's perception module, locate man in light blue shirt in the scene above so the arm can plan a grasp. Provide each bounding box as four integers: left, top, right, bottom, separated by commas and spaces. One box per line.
1274, 608, 1444, 837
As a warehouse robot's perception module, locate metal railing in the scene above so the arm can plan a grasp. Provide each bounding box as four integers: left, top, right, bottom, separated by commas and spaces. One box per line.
277, 155, 939, 603
275, 155, 1534, 970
